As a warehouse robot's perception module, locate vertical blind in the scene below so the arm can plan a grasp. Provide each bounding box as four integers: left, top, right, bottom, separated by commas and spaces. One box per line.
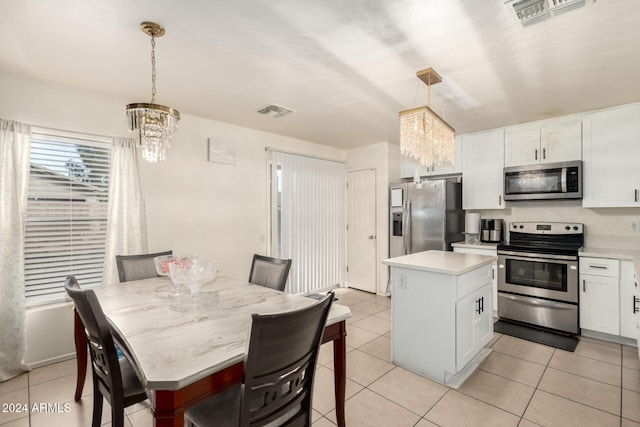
269, 150, 345, 294
24, 130, 111, 305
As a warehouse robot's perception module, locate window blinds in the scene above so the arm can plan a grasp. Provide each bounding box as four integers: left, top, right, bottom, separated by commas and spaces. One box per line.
24, 131, 111, 305
269, 150, 345, 294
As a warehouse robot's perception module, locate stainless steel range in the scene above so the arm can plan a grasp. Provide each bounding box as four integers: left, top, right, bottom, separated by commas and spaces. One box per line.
497, 222, 584, 334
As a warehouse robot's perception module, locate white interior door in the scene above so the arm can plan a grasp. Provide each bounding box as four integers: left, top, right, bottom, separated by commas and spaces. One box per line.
346, 169, 377, 293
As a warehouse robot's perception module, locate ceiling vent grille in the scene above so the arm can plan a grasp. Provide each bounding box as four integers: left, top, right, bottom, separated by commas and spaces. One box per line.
256, 103, 296, 118
506, 0, 586, 27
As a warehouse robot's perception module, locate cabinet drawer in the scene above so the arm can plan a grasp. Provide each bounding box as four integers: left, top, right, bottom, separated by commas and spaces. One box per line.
580, 257, 619, 277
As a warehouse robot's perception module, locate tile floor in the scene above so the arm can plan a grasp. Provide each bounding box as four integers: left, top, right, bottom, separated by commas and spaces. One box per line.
2, 287, 640, 426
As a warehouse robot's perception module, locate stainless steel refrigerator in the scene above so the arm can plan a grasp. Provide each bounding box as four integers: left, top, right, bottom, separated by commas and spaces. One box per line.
389, 179, 464, 258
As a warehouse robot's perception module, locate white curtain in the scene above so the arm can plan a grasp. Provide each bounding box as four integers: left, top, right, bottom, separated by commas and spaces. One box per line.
269, 150, 345, 294
0, 119, 31, 381
102, 137, 148, 285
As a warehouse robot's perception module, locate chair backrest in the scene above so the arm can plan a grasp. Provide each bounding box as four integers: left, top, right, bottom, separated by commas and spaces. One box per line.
115, 250, 173, 283
248, 254, 292, 292
64, 276, 124, 403
241, 292, 334, 427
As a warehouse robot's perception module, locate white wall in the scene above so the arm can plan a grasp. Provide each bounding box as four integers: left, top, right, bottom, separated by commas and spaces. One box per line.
0, 71, 346, 366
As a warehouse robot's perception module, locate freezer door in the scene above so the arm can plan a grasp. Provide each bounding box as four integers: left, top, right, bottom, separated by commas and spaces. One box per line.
389, 184, 407, 258
407, 181, 446, 252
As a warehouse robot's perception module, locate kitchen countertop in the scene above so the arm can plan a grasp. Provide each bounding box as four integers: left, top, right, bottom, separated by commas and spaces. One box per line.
382, 250, 496, 276
451, 241, 500, 250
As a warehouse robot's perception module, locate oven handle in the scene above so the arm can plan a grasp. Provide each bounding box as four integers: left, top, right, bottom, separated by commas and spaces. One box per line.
500, 293, 576, 309
497, 250, 578, 261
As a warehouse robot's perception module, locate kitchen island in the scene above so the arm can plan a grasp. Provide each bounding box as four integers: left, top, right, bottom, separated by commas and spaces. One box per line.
382, 250, 496, 388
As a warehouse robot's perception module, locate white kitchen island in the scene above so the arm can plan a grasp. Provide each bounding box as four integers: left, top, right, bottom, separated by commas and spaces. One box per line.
382, 250, 497, 388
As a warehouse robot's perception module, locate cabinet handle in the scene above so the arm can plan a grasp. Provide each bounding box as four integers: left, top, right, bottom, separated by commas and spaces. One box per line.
476, 299, 482, 315
588, 265, 608, 270
534, 149, 538, 161
499, 195, 502, 206
583, 279, 586, 293
635, 189, 639, 203
480, 296, 484, 313
542, 148, 546, 159
634, 296, 639, 314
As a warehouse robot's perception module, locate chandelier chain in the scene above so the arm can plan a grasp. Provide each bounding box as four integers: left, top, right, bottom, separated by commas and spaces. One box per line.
151, 35, 157, 104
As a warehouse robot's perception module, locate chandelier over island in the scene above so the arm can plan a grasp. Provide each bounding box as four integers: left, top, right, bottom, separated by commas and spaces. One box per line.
399, 68, 455, 170
126, 22, 180, 163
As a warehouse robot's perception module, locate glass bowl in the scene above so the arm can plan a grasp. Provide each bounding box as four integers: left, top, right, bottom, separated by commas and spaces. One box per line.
168, 258, 218, 311
152, 254, 196, 299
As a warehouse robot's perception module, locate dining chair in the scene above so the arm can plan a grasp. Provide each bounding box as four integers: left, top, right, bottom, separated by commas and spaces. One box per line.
185, 291, 334, 427
248, 254, 292, 292
65, 276, 147, 427
115, 250, 173, 283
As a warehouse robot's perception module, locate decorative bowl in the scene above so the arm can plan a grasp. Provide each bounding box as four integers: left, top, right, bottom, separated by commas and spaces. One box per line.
154, 254, 196, 277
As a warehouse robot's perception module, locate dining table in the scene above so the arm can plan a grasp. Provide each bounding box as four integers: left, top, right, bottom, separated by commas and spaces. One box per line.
74, 275, 351, 427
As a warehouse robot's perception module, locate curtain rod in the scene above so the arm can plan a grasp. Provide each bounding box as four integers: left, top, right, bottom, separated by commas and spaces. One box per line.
265, 147, 345, 164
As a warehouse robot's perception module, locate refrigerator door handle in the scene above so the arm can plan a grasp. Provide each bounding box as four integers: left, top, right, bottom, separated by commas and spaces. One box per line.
406, 199, 412, 253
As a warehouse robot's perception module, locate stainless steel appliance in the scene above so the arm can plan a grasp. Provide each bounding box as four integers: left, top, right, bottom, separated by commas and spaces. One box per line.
389, 179, 464, 258
481, 219, 503, 243
497, 222, 584, 334
504, 160, 582, 201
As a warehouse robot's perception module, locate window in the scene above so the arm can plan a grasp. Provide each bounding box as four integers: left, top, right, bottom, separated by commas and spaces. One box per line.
24, 129, 111, 305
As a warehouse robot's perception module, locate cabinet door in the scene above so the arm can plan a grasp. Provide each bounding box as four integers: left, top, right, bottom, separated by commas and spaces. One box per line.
540, 121, 582, 163
476, 283, 494, 348
456, 283, 492, 370
462, 129, 505, 210
456, 290, 479, 369
620, 261, 638, 340
580, 274, 620, 335
453, 247, 498, 315
582, 103, 640, 207
504, 126, 540, 167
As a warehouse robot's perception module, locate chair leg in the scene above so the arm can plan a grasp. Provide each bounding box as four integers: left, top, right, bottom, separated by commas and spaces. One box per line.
91, 376, 104, 427
111, 400, 125, 427
73, 309, 88, 401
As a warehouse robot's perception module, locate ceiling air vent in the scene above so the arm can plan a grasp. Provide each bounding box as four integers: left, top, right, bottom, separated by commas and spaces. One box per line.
506, 0, 586, 27
256, 103, 296, 118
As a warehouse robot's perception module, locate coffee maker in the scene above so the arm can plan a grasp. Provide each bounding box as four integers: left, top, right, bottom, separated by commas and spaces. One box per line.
480, 219, 503, 243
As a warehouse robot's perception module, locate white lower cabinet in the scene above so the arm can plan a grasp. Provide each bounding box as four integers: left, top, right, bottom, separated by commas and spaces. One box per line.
453, 245, 498, 316
620, 261, 639, 339
456, 283, 492, 369
580, 274, 620, 335
390, 263, 493, 385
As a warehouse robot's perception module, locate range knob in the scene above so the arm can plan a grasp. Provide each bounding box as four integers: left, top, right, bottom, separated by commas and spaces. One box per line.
513, 224, 517, 229
573, 226, 579, 231
519, 225, 524, 229
565, 226, 570, 231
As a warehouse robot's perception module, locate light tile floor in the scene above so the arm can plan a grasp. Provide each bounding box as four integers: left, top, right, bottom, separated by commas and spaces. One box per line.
2, 287, 640, 426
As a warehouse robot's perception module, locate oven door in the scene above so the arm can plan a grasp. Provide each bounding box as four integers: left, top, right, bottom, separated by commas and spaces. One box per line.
497, 252, 578, 303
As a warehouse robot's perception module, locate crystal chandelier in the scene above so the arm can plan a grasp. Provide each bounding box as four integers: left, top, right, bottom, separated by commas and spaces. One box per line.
399, 68, 455, 170
126, 22, 180, 163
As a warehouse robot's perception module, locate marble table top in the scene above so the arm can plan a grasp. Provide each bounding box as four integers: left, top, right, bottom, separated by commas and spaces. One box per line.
92, 276, 351, 390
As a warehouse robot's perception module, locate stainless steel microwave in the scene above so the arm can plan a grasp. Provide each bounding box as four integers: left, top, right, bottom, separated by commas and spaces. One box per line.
504, 160, 582, 201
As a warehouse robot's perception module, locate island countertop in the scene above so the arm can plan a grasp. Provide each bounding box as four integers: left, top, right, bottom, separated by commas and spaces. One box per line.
382, 250, 497, 276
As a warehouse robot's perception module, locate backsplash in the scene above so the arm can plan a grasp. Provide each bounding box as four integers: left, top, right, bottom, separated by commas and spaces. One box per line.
471, 200, 640, 250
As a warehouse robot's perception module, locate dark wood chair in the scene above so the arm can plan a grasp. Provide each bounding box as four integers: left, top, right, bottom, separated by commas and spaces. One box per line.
248, 254, 292, 292
74, 250, 172, 401
65, 276, 147, 427
185, 291, 334, 427
115, 250, 173, 283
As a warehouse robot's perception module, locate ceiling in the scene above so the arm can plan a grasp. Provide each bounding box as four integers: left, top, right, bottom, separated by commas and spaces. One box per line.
1, 0, 639, 150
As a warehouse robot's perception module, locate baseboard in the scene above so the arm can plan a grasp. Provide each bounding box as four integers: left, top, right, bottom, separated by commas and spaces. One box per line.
580, 329, 638, 347
27, 352, 75, 370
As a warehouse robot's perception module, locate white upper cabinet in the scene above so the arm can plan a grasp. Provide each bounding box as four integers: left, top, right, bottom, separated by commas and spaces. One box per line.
504, 120, 582, 167
400, 135, 462, 178
462, 129, 505, 210
582, 103, 640, 208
